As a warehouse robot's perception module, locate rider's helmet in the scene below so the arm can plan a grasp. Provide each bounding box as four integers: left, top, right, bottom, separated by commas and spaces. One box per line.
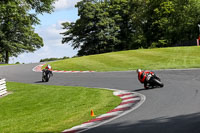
46, 64, 51, 69
136, 69, 141, 73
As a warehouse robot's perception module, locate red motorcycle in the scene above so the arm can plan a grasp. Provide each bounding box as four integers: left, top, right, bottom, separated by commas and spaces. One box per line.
145, 73, 164, 89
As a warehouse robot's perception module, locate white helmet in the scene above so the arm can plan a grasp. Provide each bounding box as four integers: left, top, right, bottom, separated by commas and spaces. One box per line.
47, 64, 51, 69
136, 69, 141, 73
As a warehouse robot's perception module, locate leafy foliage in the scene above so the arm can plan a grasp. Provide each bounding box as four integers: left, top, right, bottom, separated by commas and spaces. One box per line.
61, 0, 200, 56
142, 0, 200, 48
62, 0, 121, 56
40, 56, 69, 62
0, 0, 56, 63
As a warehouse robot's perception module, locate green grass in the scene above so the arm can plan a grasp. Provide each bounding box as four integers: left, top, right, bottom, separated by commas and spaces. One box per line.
0, 64, 12, 66
0, 82, 121, 133
46, 46, 200, 71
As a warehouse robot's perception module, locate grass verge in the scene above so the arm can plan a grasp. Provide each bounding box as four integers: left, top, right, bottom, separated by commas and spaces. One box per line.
46, 46, 200, 71
0, 64, 13, 66
0, 82, 121, 133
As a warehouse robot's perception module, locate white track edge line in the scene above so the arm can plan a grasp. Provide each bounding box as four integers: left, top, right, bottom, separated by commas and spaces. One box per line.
76, 91, 146, 133
120, 94, 137, 99
97, 111, 123, 118
114, 103, 134, 109
122, 97, 141, 102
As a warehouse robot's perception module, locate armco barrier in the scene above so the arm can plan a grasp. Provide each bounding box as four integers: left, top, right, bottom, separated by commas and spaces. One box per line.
0, 78, 7, 96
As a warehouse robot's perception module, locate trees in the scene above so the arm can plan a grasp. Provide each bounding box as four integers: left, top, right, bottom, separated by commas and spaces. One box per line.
62, 0, 200, 56
134, 0, 200, 48
62, 0, 121, 56
62, 0, 137, 56
0, 0, 56, 63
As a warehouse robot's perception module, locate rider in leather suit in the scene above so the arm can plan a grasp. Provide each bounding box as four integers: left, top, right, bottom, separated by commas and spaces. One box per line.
137, 69, 155, 89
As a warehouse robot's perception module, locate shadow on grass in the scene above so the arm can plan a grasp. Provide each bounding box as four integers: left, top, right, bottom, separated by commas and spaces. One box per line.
84, 112, 200, 133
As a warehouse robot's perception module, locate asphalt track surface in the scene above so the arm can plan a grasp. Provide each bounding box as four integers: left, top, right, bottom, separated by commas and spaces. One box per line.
1, 63, 200, 133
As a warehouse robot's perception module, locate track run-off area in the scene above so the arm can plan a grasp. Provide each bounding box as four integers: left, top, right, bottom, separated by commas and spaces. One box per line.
1, 63, 200, 133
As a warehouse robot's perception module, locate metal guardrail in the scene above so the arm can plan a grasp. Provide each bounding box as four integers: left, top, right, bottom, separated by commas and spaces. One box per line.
0, 78, 7, 96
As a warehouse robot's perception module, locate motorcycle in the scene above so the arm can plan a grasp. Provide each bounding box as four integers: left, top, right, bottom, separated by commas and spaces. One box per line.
145, 73, 164, 89
42, 69, 53, 82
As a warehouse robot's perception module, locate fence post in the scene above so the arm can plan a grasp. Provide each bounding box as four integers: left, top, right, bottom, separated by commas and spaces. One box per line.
0, 78, 7, 96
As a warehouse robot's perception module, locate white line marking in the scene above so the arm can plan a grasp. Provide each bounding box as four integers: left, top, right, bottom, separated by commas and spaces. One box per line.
76, 91, 146, 133
71, 122, 96, 130
97, 111, 123, 118
122, 97, 141, 103
120, 94, 137, 99
114, 103, 133, 109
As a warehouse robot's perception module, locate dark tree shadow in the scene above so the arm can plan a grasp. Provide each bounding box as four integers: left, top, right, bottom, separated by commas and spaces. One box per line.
83, 112, 200, 133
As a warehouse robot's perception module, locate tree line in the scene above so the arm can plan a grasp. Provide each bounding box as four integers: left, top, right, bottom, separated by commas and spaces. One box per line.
1, 0, 200, 63
40, 56, 69, 62
0, 0, 56, 63
61, 0, 200, 56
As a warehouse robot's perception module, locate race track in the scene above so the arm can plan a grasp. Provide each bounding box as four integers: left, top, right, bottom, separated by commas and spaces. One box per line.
1, 63, 200, 133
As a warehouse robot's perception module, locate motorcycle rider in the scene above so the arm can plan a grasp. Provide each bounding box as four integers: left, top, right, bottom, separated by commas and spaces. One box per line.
44, 64, 52, 70
42, 64, 53, 78
136, 69, 155, 89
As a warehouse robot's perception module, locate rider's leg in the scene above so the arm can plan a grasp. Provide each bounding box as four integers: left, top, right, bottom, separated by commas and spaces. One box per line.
144, 81, 149, 89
